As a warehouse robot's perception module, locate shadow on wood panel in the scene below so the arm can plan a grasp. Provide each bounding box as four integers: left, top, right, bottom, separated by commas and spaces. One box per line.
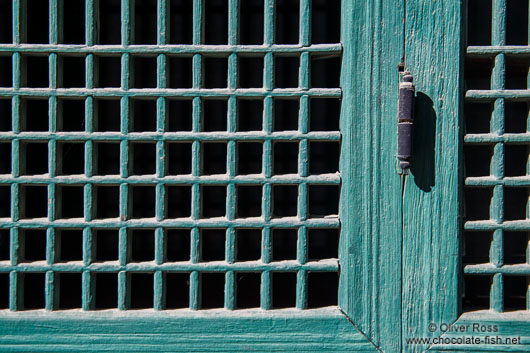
410, 92, 436, 192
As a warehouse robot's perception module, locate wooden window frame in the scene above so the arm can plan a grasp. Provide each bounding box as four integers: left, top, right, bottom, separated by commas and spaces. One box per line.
0, 1, 382, 351
10, 1, 529, 352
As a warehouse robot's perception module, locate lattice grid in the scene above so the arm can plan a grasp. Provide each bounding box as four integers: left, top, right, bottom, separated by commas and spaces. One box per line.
0, 0, 342, 311
464, 0, 530, 312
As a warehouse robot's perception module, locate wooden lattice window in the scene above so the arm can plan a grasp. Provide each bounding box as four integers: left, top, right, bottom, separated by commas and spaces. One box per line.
0, 0, 342, 312
463, 0, 530, 313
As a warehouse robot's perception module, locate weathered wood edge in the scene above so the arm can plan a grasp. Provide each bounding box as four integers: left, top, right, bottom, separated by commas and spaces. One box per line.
339, 0, 403, 353
0, 308, 377, 352
403, 0, 462, 352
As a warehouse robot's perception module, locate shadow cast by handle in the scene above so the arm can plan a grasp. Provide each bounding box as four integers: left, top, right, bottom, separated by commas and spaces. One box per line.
410, 92, 436, 192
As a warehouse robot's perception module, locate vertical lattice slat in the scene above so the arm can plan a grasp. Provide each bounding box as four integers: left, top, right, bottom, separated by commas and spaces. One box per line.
490, 0, 506, 313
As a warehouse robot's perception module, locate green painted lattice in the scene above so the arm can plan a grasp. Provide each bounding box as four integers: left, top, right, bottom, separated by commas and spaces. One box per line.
0, 0, 342, 311
464, 0, 530, 313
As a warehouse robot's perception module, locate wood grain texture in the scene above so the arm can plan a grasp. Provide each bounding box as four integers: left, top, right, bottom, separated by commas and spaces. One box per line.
0, 309, 377, 352
402, 0, 462, 352
339, 1, 403, 352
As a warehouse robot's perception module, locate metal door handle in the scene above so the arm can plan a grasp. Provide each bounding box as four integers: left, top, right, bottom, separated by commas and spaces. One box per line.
397, 72, 415, 174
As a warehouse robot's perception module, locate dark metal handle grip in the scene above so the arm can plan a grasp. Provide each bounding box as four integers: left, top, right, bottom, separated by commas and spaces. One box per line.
397, 73, 415, 174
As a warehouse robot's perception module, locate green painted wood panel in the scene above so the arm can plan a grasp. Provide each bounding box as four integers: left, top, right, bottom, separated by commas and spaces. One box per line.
0, 309, 378, 352
402, 0, 462, 353
339, 1, 403, 353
